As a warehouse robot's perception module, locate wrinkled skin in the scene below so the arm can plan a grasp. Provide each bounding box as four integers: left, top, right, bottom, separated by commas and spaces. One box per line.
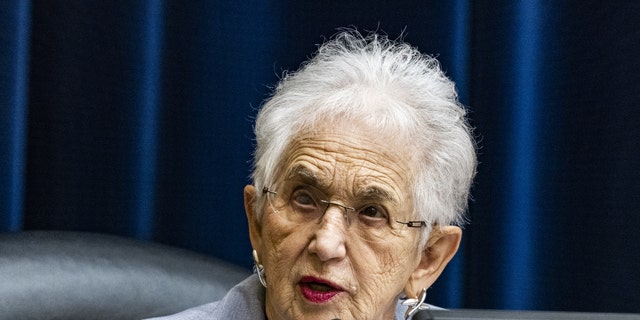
245, 123, 461, 320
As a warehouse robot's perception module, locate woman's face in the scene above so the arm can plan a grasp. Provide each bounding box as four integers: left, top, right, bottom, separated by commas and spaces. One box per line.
247, 124, 425, 320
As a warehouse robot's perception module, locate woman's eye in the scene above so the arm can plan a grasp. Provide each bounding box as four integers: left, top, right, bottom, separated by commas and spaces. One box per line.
359, 205, 387, 219
291, 190, 317, 208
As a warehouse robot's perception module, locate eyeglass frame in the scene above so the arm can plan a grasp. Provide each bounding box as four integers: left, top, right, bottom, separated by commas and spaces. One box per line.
262, 186, 427, 229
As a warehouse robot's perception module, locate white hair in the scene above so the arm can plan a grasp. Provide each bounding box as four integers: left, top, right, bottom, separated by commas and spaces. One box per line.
250, 30, 476, 244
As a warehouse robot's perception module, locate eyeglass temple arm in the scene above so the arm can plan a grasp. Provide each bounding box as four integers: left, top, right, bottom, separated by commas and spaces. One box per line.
396, 220, 427, 228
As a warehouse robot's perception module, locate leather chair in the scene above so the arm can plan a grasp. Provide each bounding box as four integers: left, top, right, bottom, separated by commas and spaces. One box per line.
0, 231, 250, 320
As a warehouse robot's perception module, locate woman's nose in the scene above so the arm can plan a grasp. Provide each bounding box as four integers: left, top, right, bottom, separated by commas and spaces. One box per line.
307, 208, 347, 261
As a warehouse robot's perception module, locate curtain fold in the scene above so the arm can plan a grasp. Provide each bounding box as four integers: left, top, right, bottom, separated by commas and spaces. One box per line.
1, 0, 639, 313
501, 0, 543, 309
1, 0, 31, 232
131, 0, 164, 240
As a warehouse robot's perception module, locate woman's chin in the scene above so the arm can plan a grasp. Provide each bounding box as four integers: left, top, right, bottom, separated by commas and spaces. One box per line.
271, 293, 353, 320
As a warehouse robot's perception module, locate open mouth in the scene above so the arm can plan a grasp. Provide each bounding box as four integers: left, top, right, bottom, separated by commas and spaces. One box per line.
299, 276, 344, 303
306, 282, 335, 292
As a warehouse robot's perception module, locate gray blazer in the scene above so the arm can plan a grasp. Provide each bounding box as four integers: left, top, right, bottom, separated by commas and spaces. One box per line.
146, 274, 437, 319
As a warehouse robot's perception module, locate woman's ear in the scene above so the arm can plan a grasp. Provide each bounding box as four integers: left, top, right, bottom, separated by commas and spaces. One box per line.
244, 185, 262, 250
404, 226, 462, 298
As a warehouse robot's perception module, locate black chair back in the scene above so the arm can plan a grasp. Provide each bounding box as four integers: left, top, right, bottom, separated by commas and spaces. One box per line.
0, 231, 250, 320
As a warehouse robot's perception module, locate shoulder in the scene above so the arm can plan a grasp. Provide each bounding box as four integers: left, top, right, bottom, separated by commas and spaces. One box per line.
146, 275, 265, 320
145, 301, 221, 320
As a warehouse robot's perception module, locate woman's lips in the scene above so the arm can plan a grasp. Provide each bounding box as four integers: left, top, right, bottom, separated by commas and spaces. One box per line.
299, 276, 345, 303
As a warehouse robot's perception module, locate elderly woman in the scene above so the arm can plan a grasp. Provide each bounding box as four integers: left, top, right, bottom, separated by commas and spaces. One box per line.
154, 30, 476, 320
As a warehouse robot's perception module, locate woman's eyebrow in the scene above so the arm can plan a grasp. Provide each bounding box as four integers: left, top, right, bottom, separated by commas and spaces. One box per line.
286, 165, 399, 203
355, 186, 398, 204
285, 164, 320, 184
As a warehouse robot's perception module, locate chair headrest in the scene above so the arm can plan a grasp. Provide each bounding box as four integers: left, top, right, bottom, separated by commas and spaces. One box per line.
0, 231, 250, 319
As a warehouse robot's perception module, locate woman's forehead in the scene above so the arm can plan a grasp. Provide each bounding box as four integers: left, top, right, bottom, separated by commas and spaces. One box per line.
287, 123, 413, 163
277, 129, 415, 201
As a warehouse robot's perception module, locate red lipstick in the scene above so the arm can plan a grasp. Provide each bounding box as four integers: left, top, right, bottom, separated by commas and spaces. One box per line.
299, 276, 344, 303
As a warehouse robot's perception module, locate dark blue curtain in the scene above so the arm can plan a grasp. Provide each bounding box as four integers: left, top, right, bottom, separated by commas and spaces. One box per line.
2, 0, 639, 313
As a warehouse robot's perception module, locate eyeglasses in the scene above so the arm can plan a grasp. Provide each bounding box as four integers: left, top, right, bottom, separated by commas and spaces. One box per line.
262, 183, 426, 242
